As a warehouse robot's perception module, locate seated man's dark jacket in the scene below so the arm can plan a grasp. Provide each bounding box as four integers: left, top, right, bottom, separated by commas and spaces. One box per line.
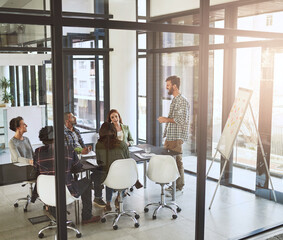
33, 143, 82, 198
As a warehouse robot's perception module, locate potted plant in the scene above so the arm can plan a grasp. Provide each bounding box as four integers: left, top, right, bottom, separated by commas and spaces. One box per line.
0, 77, 14, 107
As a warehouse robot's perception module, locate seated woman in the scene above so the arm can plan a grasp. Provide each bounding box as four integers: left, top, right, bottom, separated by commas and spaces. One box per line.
9, 116, 33, 165
9, 116, 37, 202
107, 109, 143, 190
107, 109, 134, 146
94, 122, 130, 211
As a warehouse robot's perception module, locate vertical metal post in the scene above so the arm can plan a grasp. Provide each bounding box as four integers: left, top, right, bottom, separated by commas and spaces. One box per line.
51, 0, 67, 239
195, 0, 209, 239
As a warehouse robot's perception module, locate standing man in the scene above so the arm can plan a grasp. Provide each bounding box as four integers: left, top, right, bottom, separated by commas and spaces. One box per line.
64, 112, 91, 154
157, 76, 190, 194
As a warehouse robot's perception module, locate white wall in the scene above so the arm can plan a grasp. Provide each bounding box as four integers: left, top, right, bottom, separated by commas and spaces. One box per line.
109, 0, 137, 143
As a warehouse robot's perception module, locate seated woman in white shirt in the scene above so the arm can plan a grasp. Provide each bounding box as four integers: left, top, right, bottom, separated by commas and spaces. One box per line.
9, 116, 33, 165
107, 109, 134, 146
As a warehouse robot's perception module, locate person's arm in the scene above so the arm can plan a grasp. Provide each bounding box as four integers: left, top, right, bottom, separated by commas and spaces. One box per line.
70, 148, 83, 173
8, 139, 32, 164
157, 116, 175, 123
173, 99, 189, 126
125, 125, 134, 146
76, 129, 86, 148
122, 142, 130, 158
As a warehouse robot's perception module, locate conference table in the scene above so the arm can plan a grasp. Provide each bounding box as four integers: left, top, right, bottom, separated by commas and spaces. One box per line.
81, 143, 180, 201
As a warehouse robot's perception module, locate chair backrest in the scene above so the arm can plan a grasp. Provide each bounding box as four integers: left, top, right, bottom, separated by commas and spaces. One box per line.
103, 158, 138, 190
37, 174, 77, 207
147, 155, 180, 184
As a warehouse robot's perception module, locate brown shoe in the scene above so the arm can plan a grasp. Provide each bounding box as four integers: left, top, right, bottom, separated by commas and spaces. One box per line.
104, 204, 112, 212
82, 215, 101, 224
134, 180, 143, 189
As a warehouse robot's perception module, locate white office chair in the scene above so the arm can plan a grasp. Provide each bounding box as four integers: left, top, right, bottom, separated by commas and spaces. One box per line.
36, 175, 81, 239
101, 158, 140, 230
144, 155, 182, 219
14, 180, 36, 212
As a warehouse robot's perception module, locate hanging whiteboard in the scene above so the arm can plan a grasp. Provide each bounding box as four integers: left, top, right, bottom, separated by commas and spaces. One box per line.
217, 88, 253, 159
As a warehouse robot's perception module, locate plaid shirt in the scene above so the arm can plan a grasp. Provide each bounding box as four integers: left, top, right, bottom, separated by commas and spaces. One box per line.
33, 143, 82, 198
163, 94, 190, 142
64, 126, 86, 149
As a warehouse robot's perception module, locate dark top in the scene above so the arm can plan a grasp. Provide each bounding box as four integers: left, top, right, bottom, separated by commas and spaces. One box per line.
95, 140, 130, 179
33, 143, 82, 197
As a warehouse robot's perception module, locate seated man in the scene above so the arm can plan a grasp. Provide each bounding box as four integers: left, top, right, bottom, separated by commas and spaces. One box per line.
34, 126, 100, 224
64, 112, 91, 154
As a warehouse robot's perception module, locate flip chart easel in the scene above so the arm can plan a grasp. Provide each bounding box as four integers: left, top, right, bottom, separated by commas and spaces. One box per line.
206, 88, 277, 209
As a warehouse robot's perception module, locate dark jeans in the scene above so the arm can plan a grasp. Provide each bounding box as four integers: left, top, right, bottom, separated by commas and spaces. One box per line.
91, 168, 105, 199
91, 168, 113, 202
76, 178, 92, 221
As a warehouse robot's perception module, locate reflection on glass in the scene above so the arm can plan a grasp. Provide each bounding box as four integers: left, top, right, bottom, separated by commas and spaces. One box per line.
138, 97, 146, 140
63, 27, 105, 49
0, 24, 50, 48
233, 48, 260, 172
238, 3, 283, 33
211, 50, 223, 158
161, 32, 199, 48
73, 58, 96, 129
271, 52, 283, 175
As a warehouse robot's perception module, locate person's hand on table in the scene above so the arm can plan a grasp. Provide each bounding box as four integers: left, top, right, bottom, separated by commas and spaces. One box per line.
81, 146, 92, 154
29, 159, 33, 165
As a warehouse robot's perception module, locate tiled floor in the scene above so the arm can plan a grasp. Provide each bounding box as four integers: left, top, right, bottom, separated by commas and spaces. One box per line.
1, 161, 283, 240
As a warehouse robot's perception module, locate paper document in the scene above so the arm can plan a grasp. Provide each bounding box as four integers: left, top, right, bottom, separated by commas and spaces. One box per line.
14, 162, 30, 167
82, 151, 96, 158
129, 146, 143, 152
86, 159, 98, 166
134, 153, 155, 159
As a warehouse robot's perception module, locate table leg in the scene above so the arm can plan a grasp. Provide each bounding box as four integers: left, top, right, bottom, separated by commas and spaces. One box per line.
143, 160, 147, 188
75, 200, 80, 224
172, 181, 176, 201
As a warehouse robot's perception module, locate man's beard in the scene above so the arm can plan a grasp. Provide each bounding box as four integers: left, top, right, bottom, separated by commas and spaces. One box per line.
168, 87, 173, 95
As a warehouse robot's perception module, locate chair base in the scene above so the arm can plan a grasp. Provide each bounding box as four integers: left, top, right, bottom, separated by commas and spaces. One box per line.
14, 181, 34, 212
101, 191, 140, 230
38, 220, 81, 238
144, 183, 181, 219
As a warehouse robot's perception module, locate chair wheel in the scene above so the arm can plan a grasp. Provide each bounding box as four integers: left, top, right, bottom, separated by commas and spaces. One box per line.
76, 233, 82, 238
135, 223, 139, 228
101, 218, 106, 223
70, 223, 76, 228
130, 187, 134, 192
24, 208, 27, 212
14, 203, 18, 208
38, 232, 44, 238
172, 214, 177, 219
152, 215, 156, 220
144, 208, 149, 213
113, 225, 118, 230
135, 214, 140, 219
177, 207, 181, 212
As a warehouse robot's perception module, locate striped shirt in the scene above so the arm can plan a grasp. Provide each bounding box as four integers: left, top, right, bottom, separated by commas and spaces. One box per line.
163, 94, 190, 142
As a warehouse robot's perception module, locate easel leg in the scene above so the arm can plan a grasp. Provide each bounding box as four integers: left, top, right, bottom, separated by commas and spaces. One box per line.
249, 103, 277, 202
209, 159, 228, 210
206, 151, 218, 178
